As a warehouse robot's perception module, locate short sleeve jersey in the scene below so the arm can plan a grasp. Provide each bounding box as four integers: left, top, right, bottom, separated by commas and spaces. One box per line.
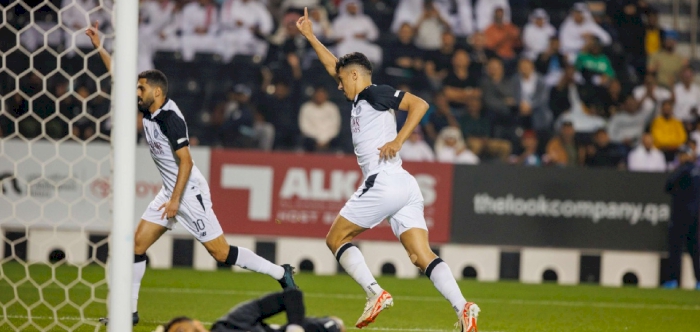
351, 85, 406, 178
141, 99, 204, 196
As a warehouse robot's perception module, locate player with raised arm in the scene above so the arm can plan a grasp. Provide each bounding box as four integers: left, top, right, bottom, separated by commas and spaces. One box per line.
85, 22, 297, 326
295, 8, 480, 332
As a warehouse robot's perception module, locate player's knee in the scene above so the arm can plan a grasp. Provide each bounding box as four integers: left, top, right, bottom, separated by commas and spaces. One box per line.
134, 241, 148, 255
409, 252, 436, 270
409, 254, 418, 265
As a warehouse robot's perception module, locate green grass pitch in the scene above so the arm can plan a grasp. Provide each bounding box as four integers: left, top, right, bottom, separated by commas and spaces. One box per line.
1, 262, 700, 331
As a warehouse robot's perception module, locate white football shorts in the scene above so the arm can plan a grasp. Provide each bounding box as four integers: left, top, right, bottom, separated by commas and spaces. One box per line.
141, 181, 223, 243
339, 167, 427, 238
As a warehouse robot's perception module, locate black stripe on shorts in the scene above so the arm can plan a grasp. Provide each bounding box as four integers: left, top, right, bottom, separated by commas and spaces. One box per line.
358, 174, 378, 197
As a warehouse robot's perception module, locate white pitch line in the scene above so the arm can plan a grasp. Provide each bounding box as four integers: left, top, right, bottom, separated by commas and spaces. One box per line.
138, 287, 700, 311
1, 315, 504, 332
3, 283, 699, 312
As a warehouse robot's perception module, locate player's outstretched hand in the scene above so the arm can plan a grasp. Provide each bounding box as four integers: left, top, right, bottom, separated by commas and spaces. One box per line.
378, 140, 402, 160
85, 21, 101, 49
158, 199, 180, 219
296, 7, 314, 39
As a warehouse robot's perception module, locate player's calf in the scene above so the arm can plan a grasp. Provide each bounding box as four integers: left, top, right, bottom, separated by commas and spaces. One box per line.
202, 237, 298, 290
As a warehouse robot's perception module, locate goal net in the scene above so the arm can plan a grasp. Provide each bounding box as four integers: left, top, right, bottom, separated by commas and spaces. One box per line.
1, 0, 118, 330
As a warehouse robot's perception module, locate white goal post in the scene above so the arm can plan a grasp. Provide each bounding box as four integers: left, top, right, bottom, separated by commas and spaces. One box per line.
0, 0, 138, 330
109, 0, 138, 331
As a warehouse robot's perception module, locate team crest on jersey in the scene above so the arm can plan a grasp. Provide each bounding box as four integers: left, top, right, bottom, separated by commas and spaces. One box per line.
154, 130, 159, 139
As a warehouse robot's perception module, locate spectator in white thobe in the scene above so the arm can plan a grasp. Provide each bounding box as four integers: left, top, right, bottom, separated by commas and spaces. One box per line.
331, 0, 382, 66
218, 0, 274, 61
673, 67, 700, 124
400, 126, 436, 162
628, 133, 667, 172
558, 2, 611, 62
181, 0, 219, 62
298, 87, 341, 150
607, 95, 654, 147
391, 0, 472, 37
522, 9, 556, 60
138, 0, 176, 71
435, 127, 480, 164
150, 0, 186, 53
633, 73, 672, 117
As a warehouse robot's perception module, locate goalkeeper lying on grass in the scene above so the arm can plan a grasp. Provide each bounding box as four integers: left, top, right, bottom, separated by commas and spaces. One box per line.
159, 289, 345, 332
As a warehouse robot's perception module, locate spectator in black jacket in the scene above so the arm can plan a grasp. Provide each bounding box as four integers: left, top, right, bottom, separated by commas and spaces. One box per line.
383, 22, 425, 90
583, 128, 625, 168
258, 76, 301, 150
663, 146, 700, 290
612, 0, 647, 78
535, 36, 567, 87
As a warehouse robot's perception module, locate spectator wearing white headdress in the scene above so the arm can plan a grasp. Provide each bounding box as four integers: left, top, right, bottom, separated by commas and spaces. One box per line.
331, 0, 382, 66
218, 0, 274, 62
522, 8, 556, 60
435, 127, 480, 164
400, 126, 436, 162
391, 0, 473, 37
180, 0, 219, 62
558, 2, 611, 62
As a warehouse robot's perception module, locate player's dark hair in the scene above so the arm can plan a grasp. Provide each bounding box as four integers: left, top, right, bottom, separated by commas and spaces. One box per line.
336, 52, 372, 75
162, 316, 192, 332
138, 69, 169, 97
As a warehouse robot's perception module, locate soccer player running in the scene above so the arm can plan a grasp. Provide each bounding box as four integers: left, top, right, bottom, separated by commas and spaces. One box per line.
296, 8, 479, 332
160, 289, 345, 332
85, 23, 297, 326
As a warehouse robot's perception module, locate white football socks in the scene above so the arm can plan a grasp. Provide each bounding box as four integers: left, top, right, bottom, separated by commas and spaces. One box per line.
336, 243, 383, 297
426, 258, 467, 316
235, 247, 285, 280
132, 259, 146, 312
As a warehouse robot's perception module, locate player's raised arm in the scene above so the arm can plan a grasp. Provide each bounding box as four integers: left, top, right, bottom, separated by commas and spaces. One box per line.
85, 21, 112, 73
296, 7, 338, 81
378, 92, 429, 160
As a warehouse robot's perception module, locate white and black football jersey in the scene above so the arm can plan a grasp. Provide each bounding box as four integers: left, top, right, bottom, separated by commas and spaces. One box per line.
141, 99, 205, 197
351, 84, 406, 179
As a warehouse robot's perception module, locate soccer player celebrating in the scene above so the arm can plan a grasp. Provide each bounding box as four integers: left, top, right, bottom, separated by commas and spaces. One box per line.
295, 8, 480, 332
160, 289, 345, 332
85, 23, 297, 326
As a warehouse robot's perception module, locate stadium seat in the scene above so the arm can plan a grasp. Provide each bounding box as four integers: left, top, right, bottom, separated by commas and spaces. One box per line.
27, 229, 87, 265
146, 233, 173, 269
520, 248, 580, 285
359, 241, 419, 279
601, 251, 660, 288
276, 237, 336, 275
440, 244, 500, 282
682, 253, 696, 290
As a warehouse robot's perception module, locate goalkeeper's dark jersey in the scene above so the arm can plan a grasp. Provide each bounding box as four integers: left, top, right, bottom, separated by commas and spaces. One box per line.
210, 290, 342, 332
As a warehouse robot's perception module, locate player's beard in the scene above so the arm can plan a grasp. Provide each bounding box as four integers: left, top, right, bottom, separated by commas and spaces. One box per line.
137, 97, 153, 112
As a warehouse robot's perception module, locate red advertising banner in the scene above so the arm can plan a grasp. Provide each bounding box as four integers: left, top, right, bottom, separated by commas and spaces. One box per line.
209, 149, 454, 243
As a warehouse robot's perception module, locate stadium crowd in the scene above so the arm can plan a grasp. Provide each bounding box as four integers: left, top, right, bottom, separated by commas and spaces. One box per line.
3, 0, 700, 171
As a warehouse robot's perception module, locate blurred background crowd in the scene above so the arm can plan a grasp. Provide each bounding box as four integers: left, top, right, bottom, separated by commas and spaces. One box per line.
3, 0, 700, 171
